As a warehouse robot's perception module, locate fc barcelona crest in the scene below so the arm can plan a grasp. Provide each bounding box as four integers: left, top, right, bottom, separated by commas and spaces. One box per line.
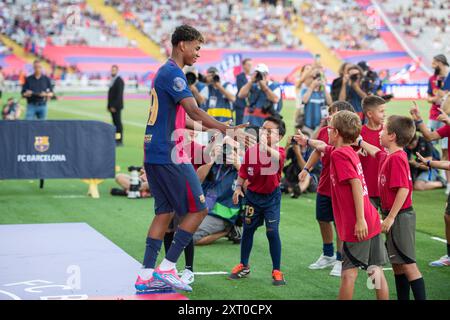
34, 136, 50, 152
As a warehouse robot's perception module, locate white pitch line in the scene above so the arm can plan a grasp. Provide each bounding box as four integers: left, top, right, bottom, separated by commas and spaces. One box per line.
431, 236, 447, 244
177, 271, 228, 276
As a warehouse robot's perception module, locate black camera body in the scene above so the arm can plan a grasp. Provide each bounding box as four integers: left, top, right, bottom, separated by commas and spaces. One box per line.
255, 71, 264, 82
212, 74, 220, 83
350, 73, 359, 82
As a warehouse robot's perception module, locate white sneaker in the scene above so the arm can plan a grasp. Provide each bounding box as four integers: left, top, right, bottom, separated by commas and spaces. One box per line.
308, 254, 337, 270
329, 261, 342, 277
429, 255, 450, 267
180, 269, 195, 285
446, 184, 450, 195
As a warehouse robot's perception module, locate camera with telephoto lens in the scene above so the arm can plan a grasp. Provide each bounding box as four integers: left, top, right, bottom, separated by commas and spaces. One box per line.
255, 71, 264, 82
127, 166, 142, 199
212, 74, 220, 83
186, 72, 207, 86
350, 73, 360, 82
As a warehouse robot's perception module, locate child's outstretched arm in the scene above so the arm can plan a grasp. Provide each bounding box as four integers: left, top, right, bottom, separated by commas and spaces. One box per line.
410, 101, 444, 142
417, 152, 450, 171
294, 130, 327, 153
298, 149, 321, 183
355, 136, 381, 158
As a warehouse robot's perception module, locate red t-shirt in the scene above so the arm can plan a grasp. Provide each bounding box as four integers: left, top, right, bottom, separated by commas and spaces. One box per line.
436, 125, 450, 138
316, 126, 331, 197
183, 141, 208, 171
328, 145, 381, 242
428, 74, 445, 120
359, 125, 383, 198
239, 144, 286, 194
376, 150, 413, 212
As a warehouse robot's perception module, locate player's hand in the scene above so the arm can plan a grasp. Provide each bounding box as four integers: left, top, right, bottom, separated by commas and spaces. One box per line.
354, 219, 368, 241
233, 187, 244, 205
409, 101, 421, 121
23, 90, 33, 97
437, 107, 450, 125
109, 107, 116, 113
229, 122, 256, 149
381, 216, 395, 233
293, 129, 308, 146
298, 169, 308, 183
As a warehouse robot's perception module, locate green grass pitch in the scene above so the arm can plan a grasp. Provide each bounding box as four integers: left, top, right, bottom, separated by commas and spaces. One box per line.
0, 93, 449, 300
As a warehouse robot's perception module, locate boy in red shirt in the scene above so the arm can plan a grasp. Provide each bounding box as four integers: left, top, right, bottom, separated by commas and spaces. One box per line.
229, 116, 287, 286
360, 96, 386, 210
299, 101, 355, 277
358, 115, 426, 300
295, 110, 389, 300
411, 102, 450, 267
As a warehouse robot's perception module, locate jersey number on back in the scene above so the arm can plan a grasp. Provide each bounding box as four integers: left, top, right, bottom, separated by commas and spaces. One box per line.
147, 88, 159, 126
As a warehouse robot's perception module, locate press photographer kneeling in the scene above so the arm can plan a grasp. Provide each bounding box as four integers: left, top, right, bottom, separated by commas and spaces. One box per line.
193, 137, 243, 245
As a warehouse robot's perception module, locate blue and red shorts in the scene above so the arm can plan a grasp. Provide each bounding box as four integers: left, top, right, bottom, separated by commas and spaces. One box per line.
145, 163, 207, 216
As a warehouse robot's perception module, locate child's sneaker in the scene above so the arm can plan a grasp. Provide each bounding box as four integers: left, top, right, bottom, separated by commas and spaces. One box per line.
272, 270, 286, 286
153, 267, 193, 292
309, 254, 337, 269
429, 255, 450, 267
180, 269, 195, 285
228, 263, 250, 279
329, 261, 342, 277
134, 275, 173, 293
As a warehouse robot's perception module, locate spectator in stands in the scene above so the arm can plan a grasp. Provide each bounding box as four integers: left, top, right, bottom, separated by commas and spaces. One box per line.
238, 63, 282, 127
2, 98, 23, 120
330, 62, 351, 102
198, 67, 236, 124
301, 67, 332, 131
428, 54, 450, 193
107, 65, 125, 146
194, 137, 242, 245
338, 64, 367, 118
282, 127, 321, 198
21, 60, 53, 120
234, 58, 252, 125
406, 133, 445, 191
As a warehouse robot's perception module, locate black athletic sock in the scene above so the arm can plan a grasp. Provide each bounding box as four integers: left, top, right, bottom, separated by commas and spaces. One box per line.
447, 243, 450, 257
394, 274, 410, 300
410, 277, 426, 300
184, 240, 194, 272
163, 232, 174, 254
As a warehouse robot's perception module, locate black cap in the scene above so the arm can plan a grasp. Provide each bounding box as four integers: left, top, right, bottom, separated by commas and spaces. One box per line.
434, 54, 449, 66
207, 66, 219, 74
357, 61, 370, 71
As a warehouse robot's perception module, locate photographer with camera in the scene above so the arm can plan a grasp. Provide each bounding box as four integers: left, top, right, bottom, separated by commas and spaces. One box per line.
185, 66, 207, 110
193, 136, 242, 246
111, 166, 151, 198
2, 98, 23, 120
300, 67, 332, 131
238, 63, 282, 127
282, 127, 321, 198
199, 67, 236, 123
339, 64, 367, 119
234, 58, 253, 125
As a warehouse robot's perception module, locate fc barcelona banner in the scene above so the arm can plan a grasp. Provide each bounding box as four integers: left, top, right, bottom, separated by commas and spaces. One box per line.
0, 120, 115, 179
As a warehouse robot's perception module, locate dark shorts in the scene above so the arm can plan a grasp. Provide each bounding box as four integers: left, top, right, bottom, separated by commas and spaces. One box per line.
369, 197, 381, 212
383, 208, 416, 265
446, 193, 450, 215
316, 193, 334, 222
243, 188, 281, 231
145, 163, 207, 216
342, 234, 388, 271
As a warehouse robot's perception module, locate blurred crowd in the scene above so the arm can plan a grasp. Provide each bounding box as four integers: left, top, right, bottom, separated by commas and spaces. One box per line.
299, 0, 387, 51
106, 0, 301, 54
0, 0, 132, 57
381, 0, 450, 58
